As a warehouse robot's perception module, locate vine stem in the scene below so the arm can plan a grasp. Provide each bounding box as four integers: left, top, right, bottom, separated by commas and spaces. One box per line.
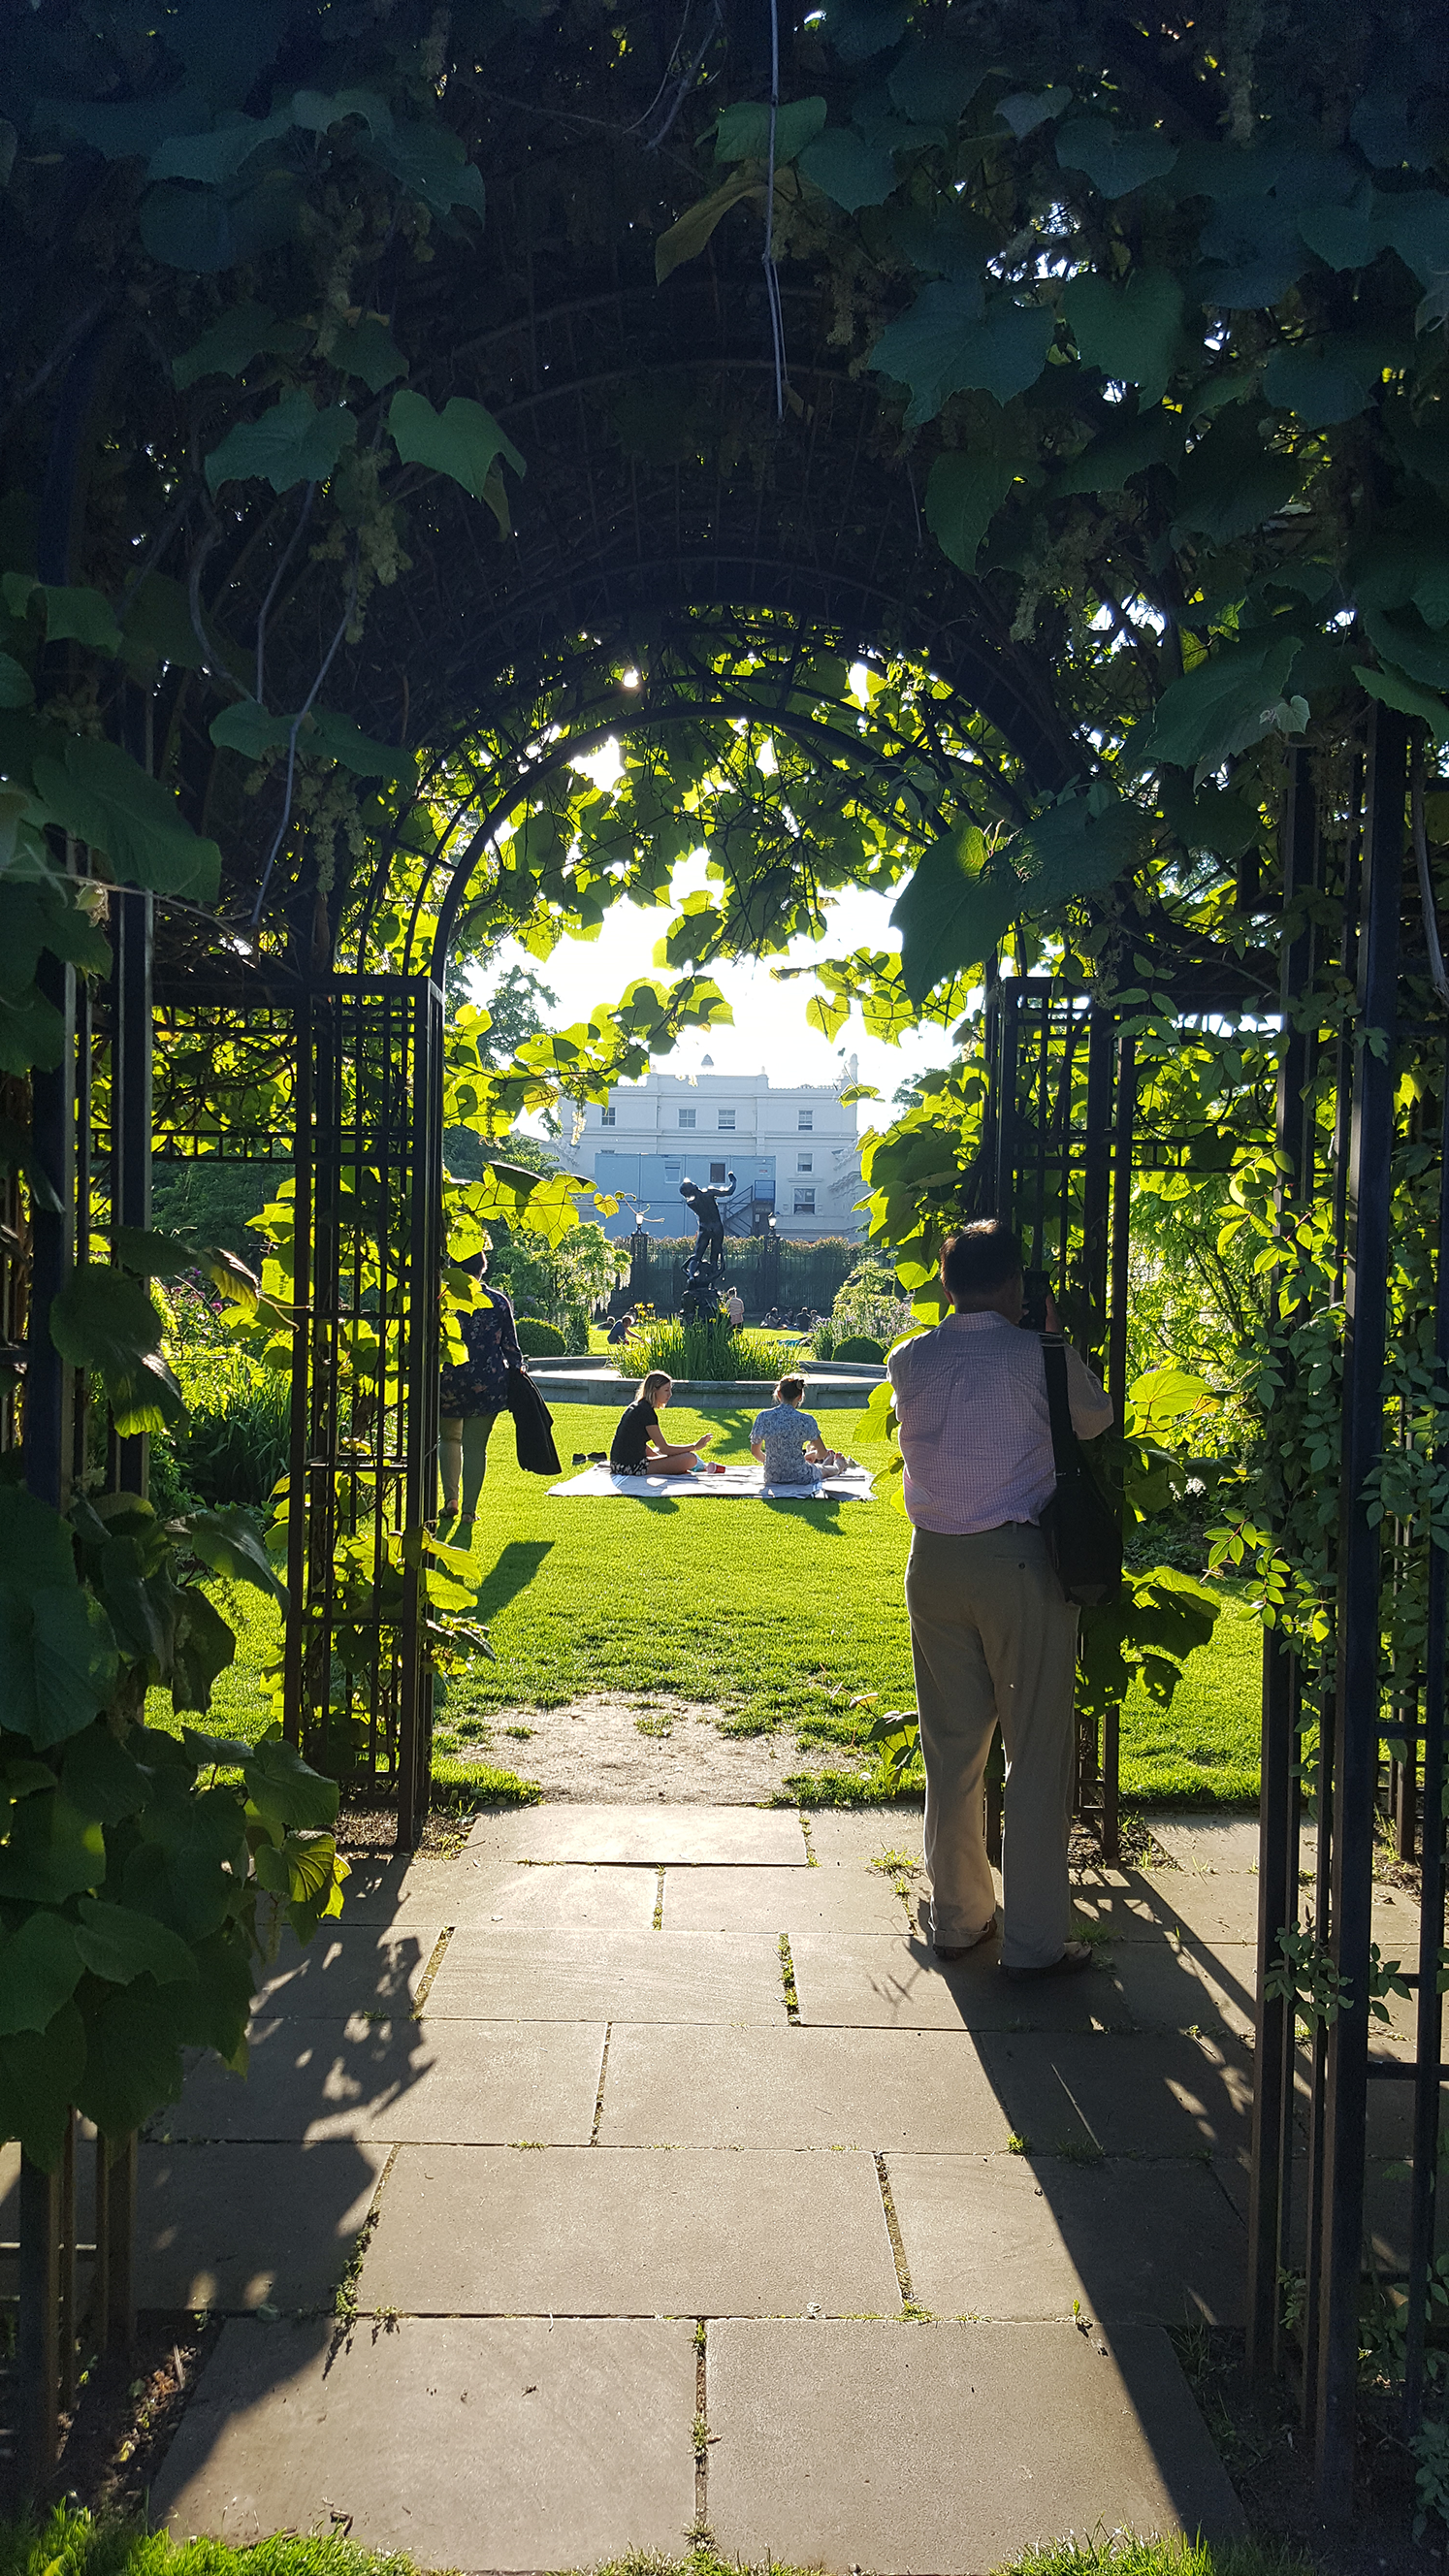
248, 553, 360, 936
1411, 743, 1449, 1011
762, 0, 787, 420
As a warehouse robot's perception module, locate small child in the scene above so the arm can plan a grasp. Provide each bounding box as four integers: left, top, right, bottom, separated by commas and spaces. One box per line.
750, 1373, 853, 1486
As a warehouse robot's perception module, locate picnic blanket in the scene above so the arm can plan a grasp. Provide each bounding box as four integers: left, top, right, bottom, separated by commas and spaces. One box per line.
548, 1462, 877, 1502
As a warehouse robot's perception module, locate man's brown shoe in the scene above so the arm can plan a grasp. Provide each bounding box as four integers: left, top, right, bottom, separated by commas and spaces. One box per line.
933, 1922, 997, 1962
999, 1939, 1094, 1981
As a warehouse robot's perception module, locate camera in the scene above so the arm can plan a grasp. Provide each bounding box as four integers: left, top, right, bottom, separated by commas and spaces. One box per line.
1020, 1268, 1051, 1333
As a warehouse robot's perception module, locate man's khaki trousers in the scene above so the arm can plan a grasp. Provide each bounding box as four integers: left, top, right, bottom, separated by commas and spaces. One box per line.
904, 1521, 1079, 1970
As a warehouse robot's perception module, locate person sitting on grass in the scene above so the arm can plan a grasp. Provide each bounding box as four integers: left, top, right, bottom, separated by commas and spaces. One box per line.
609, 1370, 724, 1476
750, 1373, 853, 1486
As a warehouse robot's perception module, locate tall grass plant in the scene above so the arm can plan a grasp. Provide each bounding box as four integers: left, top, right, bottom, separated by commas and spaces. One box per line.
625, 1317, 797, 1382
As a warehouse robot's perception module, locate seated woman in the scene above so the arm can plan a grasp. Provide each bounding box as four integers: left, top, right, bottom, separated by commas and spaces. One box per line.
610, 1371, 722, 1476
750, 1372, 854, 1486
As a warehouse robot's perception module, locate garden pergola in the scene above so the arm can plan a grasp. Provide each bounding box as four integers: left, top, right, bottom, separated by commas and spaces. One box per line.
5, 0, 1449, 2528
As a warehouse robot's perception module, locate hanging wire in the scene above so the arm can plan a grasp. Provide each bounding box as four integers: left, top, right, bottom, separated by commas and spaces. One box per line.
762, 0, 788, 419
1412, 740, 1449, 1010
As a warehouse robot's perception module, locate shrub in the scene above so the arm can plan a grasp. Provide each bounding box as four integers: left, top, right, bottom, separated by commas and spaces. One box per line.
831, 1257, 915, 1349
162, 1284, 290, 1507
628, 1318, 793, 1381
832, 1334, 886, 1364
515, 1315, 567, 1356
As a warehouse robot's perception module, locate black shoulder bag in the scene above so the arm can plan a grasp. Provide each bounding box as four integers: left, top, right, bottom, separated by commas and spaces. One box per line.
1037, 1336, 1121, 1607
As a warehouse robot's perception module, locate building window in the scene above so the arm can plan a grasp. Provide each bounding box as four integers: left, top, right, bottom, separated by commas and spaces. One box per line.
793, 1187, 816, 1215
797, 1152, 813, 1173
718, 1108, 735, 1129
601, 1106, 616, 1126
798, 1109, 813, 1130
679, 1108, 696, 1128
710, 1162, 727, 1184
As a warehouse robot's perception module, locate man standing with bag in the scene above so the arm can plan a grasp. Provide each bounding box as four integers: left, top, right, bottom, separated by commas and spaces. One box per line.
888, 1219, 1114, 1979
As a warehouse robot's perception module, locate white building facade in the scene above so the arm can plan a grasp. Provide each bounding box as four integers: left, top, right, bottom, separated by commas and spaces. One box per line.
581, 1059, 866, 1241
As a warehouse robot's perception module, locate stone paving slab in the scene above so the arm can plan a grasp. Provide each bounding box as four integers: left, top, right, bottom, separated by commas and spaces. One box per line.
598, 2024, 1016, 2153
467, 1801, 809, 1865
165, 2015, 604, 2145
425, 1928, 789, 2024
360, 2143, 901, 2318
154, 2314, 697, 2564
886, 2150, 1244, 2328
457, 1860, 661, 1930
254, 1926, 444, 2019
791, 1935, 1126, 2032
706, 2318, 1245, 2570
329, 1856, 472, 1925
1106, 1940, 1258, 2039
975, 2029, 1255, 2159
803, 1810, 924, 1864
1146, 1813, 1289, 1873
135, 2143, 388, 2311
660, 1862, 905, 1935
1213, 2154, 1408, 2270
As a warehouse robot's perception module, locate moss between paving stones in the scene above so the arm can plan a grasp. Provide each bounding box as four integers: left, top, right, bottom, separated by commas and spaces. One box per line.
147, 1402, 1263, 1808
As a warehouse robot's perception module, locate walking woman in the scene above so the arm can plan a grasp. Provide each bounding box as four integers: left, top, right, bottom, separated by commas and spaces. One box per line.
439, 1249, 525, 1532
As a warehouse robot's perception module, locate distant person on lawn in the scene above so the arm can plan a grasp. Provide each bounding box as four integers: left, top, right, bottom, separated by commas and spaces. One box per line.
724, 1285, 745, 1328
610, 1371, 722, 1476
438, 1250, 525, 1530
888, 1219, 1112, 1980
750, 1374, 853, 1485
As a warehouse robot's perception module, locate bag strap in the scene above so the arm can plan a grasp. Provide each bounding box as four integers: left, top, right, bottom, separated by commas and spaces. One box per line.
1041, 1335, 1075, 1472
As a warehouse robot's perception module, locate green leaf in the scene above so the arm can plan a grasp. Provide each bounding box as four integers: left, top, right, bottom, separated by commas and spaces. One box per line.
30, 737, 221, 900
1063, 269, 1183, 404
388, 389, 525, 501
0, 1590, 119, 1751
0, 1483, 82, 1589
75, 1896, 199, 1986
0, 653, 33, 709
206, 390, 357, 495
892, 790, 1147, 1004
306, 709, 416, 782
75, 1980, 185, 2138
797, 127, 896, 211
120, 573, 209, 675
1361, 607, 1449, 692
120, 1778, 246, 1941
1057, 118, 1177, 198
0, 1787, 106, 1899
32, 88, 211, 160
1354, 660, 1449, 745
0, 1910, 82, 2036
1159, 776, 1261, 859
61, 1722, 151, 1824
1170, 410, 1302, 545
35, 584, 122, 656
148, 109, 291, 186
140, 171, 304, 273
1136, 631, 1302, 775
1196, 192, 1305, 307
1262, 339, 1374, 425
209, 701, 293, 759
1299, 200, 1376, 271
870, 290, 1053, 427
49, 1261, 161, 1373
172, 299, 309, 388
364, 120, 486, 219
330, 315, 409, 391
996, 87, 1072, 139
714, 99, 826, 164
655, 170, 762, 283
0, 2003, 85, 2168
924, 449, 1017, 572
242, 1734, 339, 1833
1050, 408, 1184, 497
169, 1927, 253, 2062
170, 1588, 238, 1715
181, 1505, 288, 1607
886, 38, 985, 124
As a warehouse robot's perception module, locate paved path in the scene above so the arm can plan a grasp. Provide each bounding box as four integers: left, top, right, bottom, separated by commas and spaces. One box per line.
124, 1802, 1346, 2570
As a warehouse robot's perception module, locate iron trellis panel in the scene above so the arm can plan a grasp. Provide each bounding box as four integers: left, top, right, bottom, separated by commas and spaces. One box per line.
294, 977, 443, 1847
1315, 707, 1408, 2509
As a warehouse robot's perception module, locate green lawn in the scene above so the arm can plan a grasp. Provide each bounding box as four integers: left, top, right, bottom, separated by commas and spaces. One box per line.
167, 1401, 1262, 1807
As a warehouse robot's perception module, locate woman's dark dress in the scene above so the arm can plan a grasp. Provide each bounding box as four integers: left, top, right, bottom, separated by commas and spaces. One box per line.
439, 1290, 524, 1418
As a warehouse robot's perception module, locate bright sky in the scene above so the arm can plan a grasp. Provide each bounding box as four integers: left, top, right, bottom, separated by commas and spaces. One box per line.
466, 795, 965, 1129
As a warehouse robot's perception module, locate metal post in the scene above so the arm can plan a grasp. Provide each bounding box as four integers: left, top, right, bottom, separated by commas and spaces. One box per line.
1080, 1007, 1115, 1384
1401, 1041, 1449, 2426
1247, 748, 1317, 2378
1106, 1031, 1136, 1433
15, 2155, 61, 2500
1314, 707, 1406, 2514
108, 889, 152, 1497
398, 978, 442, 1851
283, 1002, 313, 1748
